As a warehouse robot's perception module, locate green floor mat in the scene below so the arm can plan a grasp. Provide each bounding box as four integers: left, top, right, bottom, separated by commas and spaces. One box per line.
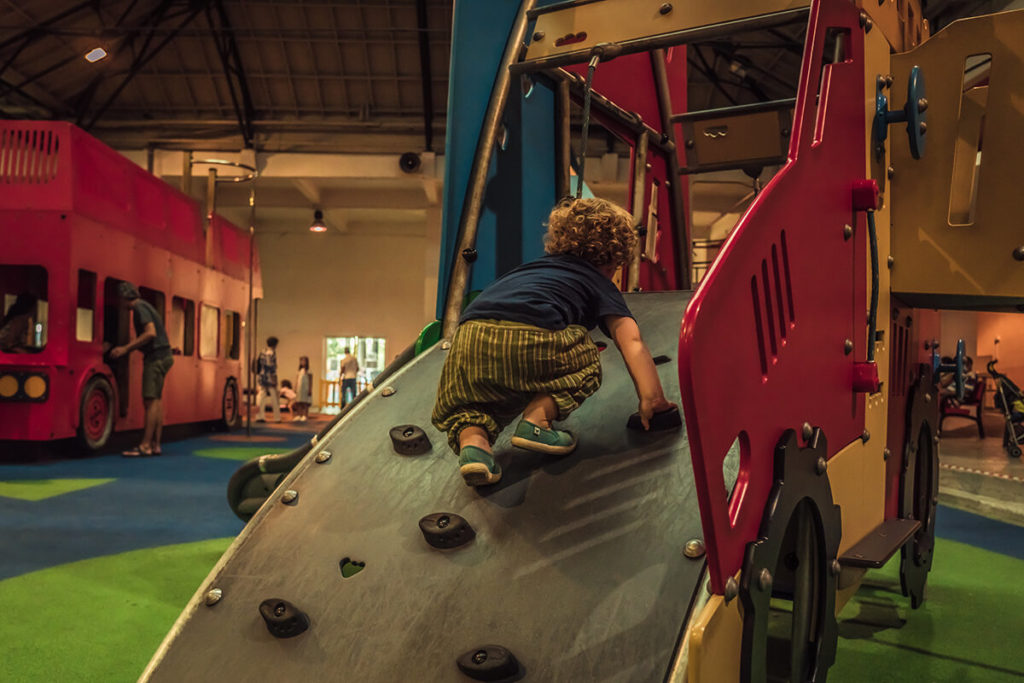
0, 478, 116, 501
832, 538, 1024, 682
0, 538, 232, 683
193, 446, 282, 461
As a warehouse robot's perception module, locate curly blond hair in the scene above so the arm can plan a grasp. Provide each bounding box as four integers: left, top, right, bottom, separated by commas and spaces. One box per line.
544, 197, 636, 268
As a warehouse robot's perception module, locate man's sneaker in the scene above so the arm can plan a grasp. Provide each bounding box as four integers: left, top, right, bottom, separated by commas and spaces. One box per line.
510, 420, 577, 455
458, 445, 501, 486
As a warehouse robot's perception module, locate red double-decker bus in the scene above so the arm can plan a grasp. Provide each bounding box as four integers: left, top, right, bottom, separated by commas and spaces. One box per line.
0, 121, 261, 450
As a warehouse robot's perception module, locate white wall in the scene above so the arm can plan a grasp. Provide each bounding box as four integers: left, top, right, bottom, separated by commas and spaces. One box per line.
253, 219, 438, 407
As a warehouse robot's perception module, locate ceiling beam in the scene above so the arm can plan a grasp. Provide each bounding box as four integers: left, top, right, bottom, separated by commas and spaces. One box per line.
415, 0, 435, 152
208, 0, 258, 148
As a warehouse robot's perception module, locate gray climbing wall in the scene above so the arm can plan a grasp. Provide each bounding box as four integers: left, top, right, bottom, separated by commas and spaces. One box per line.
142, 292, 707, 682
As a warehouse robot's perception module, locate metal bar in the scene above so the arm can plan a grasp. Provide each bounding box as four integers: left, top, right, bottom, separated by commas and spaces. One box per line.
554, 78, 571, 199
246, 184, 256, 436
526, 0, 605, 20
541, 69, 675, 156
441, 0, 538, 339
672, 97, 796, 123
205, 168, 217, 268
627, 131, 648, 292
0, 0, 93, 53
509, 7, 810, 75
415, 0, 435, 152
650, 48, 690, 289
212, 0, 258, 147
83, 3, 205, 130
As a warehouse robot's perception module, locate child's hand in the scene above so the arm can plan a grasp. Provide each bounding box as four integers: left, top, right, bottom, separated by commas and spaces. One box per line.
639, 396, 676, 430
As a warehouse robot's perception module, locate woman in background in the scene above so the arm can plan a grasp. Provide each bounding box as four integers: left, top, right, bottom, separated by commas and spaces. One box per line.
294, 355, 313, 422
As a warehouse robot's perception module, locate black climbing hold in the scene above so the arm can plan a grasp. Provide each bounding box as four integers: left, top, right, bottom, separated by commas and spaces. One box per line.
419, 512, 476, 549
652, 354, 671, 365
390, 424, 431, 455
258, 598, 310, 639
456, 644, 519, 681
627, 406, 682, 431
462, 248, 478, 263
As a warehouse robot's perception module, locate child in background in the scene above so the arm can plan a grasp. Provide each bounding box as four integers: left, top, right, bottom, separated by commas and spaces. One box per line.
432, 197, 675, 487
294, 356, 313, 422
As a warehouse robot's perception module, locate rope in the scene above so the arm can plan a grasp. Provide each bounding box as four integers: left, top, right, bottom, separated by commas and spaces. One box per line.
575, 53, 601, 199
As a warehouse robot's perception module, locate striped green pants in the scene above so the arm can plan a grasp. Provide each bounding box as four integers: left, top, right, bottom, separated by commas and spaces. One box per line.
431, 319, 602, 453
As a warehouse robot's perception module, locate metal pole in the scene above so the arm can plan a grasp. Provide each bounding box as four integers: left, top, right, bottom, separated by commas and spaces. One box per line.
441, 0, 537, 338
555, 79, 571, 200
627, 132, 648, 292
245, 185, 256, 436
205, 167, 217, 268
650, 48, 691, 289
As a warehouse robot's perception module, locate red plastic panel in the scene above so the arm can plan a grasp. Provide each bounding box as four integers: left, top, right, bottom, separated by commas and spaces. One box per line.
678, 0, 867, 593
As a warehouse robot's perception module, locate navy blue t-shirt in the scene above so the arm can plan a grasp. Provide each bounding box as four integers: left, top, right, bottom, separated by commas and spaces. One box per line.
460, 254, 633, 335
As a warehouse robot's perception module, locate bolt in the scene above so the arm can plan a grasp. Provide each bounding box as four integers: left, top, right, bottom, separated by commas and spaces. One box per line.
859, 11, 873, 32
844, 339, 854, 355
887, 255, 894, 268
724, 576, 739, 603
876, 75, 887, 90
883, 447, 891, 460
473, 650, 488, 664
281, 489, 298, 505
919, 121, 927, 134
315, 451, 332, 464
381, 386, 396, 397
843, 224, 853, 240
758, 568, 772, 591
1013, 247, 1024, 262
934, 434, 940, 443
685, 139, 695, 149
831, 559, 842, 576
684, 538, 706, 558
861, 429, 870, 443
918, 97, 928, 113
532, 31, 545, 42
659, 3, 673, 14
816, 456, 827, 475
802, 422, 813, 442
887, 165, 895, 180
274, 602, 286, 617
924, 393, 932, 403
884, 74, 894, 88
437, 515, 450, 528
204, 588, 223, 606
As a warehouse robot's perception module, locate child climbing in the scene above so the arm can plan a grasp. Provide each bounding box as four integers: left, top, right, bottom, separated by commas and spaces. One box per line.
432, 197, 676, 487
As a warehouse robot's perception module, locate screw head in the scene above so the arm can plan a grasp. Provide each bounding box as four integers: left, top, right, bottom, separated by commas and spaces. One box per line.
684, 538, 706, 558
816, 456, 827, 475
532, 31, 545, 41
887, 165, 895, 180
659, 3, 673, 14
472, 650, 488, 664
724, 576, 739, 603
315, 451, 332, 464
917, 97, 928, 113
884, 74, 894, 88
844, 339, 854, 355
281, 489, 299, 505
861, 429, 870, 443
381, 386, 396, 397
685, 139, 695, 149
924, 393, 932, 403
843, 224, 853, 240
831, 559, 842, 576
204, 588, 223, 606
883, 447, 891, 460
934, 434, 940, 443
1013, 247, 1024, 262
887, 255, 894, 268
758, 568, 772, 591
919, 121, 927, 134
802, 422, 813, 442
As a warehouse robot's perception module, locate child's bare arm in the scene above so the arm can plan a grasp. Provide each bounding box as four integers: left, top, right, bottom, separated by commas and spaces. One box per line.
605, 315, 675, 429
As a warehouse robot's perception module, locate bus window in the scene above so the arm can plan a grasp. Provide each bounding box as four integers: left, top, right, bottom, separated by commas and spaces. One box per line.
139, 286, 166, 321
200, 304, 220, 359
0, 265, 48, 353
76, 270, 97, 342
170, 297, 195, 356
224, 310, 240, 360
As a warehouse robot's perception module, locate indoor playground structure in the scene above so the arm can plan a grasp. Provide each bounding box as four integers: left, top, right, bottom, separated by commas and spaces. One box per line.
141, 1, 1024, 681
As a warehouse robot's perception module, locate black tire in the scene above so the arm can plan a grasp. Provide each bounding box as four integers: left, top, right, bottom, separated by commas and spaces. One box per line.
78, 376, 115, 450
221, 377, 240, 430
1011, 446, 1022, 458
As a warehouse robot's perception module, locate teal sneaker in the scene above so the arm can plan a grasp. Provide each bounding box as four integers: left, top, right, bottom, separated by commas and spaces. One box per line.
510, 420, 578, 455
458, 445, 501, 486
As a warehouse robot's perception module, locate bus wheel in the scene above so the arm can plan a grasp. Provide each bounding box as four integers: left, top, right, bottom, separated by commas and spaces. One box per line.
79, 376, 115, 450
740, 427, 841, 683
221, 377, 240, 430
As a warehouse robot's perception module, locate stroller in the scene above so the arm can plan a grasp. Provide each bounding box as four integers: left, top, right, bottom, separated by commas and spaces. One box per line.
987, 359, 1024, 458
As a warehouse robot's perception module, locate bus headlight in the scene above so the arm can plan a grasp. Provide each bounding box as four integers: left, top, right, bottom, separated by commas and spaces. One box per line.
0, 372, 48, 401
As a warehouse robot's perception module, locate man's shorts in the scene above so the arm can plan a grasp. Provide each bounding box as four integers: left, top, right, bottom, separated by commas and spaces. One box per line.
142, 355, 174, 399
